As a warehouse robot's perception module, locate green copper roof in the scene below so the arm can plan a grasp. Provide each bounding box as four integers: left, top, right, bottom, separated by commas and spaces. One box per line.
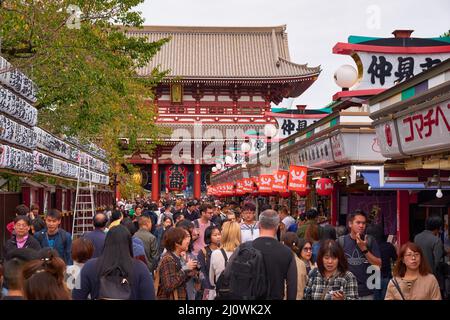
348, 36, 381, 44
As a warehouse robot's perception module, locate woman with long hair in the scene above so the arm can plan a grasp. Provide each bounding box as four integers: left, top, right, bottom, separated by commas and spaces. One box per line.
22, 251, 70, 300
197, 225, 221, 300
282, 232, 308, 299
385, 242, 441, 300
304, 239, 358, 300
72, 225, 154, 300
209, 221, 241, 300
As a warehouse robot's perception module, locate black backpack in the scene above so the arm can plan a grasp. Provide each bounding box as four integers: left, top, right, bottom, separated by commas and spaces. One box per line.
223, 241, 269, 300
214, 249, 231, 300
98, 267, 132, 300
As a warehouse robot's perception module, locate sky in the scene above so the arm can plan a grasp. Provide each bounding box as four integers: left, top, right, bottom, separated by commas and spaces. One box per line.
136, 0, 450, 109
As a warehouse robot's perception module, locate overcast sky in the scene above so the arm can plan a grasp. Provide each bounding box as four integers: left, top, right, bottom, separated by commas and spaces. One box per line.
137, 0, 450, 109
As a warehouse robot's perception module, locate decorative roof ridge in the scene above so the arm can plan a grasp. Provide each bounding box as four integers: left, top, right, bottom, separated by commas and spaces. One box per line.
277, 57, 322, 74
123, 25, 287, 34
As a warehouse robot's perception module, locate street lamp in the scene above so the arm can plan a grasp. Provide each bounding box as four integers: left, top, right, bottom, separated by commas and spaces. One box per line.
241, 141, 251, 168
334, 64, 358, 90
264, 124, 277, 156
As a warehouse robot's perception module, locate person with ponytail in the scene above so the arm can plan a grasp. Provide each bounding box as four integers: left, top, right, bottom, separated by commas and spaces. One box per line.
22, 251, 71, 300
282, 232, 308, 299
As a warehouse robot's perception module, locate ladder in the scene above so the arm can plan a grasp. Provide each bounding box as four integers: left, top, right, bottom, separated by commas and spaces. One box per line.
72, 156, 95, 239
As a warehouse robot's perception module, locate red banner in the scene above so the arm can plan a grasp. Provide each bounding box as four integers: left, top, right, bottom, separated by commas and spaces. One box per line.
223, 183, 235, 196
241, 178, 254, 193
258, 174, 273, 193
288, 165, 308, 192
272, 170, 288, 192
235, 180, 245, 195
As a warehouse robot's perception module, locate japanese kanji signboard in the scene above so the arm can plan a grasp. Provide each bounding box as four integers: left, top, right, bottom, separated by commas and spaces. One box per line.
355, 52, 450, 89
376, 99, 450, 157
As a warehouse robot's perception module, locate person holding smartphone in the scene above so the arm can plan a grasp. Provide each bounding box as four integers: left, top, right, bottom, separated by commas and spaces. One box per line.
304, 239, 358, 300
337, 210, 382, 300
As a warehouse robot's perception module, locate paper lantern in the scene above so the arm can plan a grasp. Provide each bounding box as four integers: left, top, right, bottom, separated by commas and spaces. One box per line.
296, 185, 311, 197
316, 178, 334, 196
279, 191, 291, 198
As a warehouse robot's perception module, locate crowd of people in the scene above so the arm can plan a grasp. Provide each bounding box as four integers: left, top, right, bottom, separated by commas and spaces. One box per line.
0, 196, 448, 300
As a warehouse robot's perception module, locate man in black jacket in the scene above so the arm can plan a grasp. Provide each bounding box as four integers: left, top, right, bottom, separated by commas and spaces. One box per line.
252, 209, 298, 300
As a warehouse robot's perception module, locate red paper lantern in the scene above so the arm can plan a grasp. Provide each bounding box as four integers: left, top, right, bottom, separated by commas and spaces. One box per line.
316, 178, 334, 196
296, 185, 311, 197
279, 191, 291, 198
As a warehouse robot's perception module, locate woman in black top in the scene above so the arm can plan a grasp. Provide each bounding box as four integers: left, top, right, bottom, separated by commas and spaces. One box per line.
197, 225, 221, 300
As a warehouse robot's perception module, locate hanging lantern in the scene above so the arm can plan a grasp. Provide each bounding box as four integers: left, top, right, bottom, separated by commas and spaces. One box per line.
296, 185, 311, 197
279, 191, 291, 198
316, 178, 334, 196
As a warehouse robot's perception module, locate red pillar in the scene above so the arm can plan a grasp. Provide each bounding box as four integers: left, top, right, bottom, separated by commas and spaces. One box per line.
22, 186, 31, 208
194, 163, 201, 200
38, 188, 44, 214
331, 184, 338, 226
151, 158, 160, 202
397, 190, 410, 246
55, 188, 63, 211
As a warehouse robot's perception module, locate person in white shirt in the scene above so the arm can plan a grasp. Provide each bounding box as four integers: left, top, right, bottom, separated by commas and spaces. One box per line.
240, 201, 259, 243
209, 221, 241, 300
279, 207, 296, 230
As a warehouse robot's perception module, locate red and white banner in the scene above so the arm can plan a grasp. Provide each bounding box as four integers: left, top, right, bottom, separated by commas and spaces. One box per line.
258, 174, 273, 193
235, 180, 245, 195
241, 178, 254, 193
272, 170, 288, 192
223, 183, 235, 196
288, 165, 308, 192
316, 178, 334, 196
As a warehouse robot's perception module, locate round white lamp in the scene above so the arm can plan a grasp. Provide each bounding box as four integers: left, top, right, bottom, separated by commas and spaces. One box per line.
225, 155, 233, 164
334, 64, 358, 89
436, 188, 443, 198
241, 142, 251, 153
264, 124, 278, 138
211, 166, 218, 173
216, 163, 223, 170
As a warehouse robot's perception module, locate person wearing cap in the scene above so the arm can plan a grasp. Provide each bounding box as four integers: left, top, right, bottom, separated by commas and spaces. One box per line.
240, 201, 260, 243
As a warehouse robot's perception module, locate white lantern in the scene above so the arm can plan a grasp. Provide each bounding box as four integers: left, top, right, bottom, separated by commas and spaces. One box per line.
211, 166, 218, 173
216, 163, 223, 170
334, 64, 358, 89
436, 188, 443, 198
225, 155, 233, 164
264, 124, 278, 138
241, 142, 251, 153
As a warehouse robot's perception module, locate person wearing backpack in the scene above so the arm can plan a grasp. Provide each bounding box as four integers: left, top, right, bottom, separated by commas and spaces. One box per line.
34, 209, 72, 265
337, 210, 381, 300
222, 210, 297, 300
197, 225, 221, 300
210, 221, 241, 300
72, 225, 155, 300
192, 203, 215, 255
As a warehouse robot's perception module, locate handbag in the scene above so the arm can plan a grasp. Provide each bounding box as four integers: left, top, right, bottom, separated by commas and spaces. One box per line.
391, 277, 406, 300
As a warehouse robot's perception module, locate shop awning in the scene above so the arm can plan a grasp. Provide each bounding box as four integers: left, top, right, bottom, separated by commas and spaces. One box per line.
361, 171, 450, 190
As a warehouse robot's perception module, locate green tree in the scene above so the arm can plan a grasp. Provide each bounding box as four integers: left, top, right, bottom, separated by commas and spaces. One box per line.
0, 0, 170, 184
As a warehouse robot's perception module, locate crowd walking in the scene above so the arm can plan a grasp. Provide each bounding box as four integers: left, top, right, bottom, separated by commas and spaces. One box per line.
0, 197, 448, 300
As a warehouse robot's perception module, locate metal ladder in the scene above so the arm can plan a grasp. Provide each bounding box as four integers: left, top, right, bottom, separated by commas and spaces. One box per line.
72, 157, 95, 240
